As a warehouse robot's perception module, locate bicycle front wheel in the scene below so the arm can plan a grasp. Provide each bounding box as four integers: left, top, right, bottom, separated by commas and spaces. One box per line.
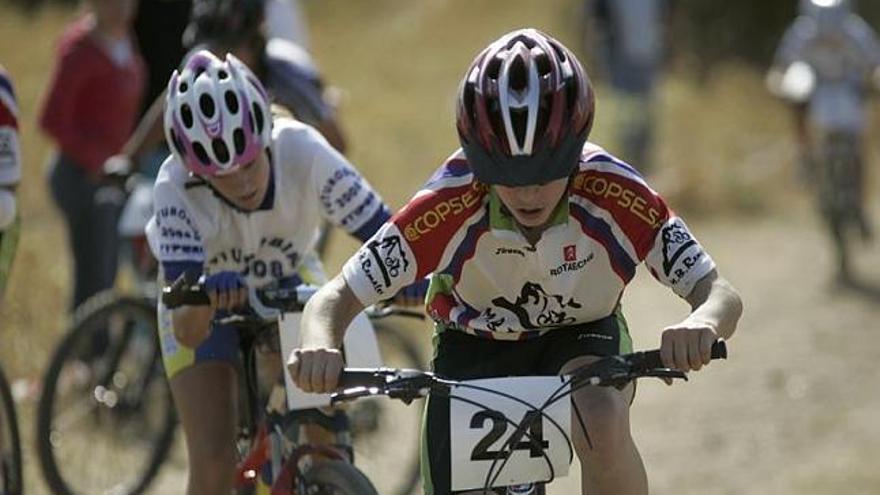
0, 366, 23, 495
350, 321, 425, 495
301, 460, 379, 495
36, 292, 177, 495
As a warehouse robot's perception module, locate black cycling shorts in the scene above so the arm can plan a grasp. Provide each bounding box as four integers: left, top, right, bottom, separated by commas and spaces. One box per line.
421, 309, 632, 495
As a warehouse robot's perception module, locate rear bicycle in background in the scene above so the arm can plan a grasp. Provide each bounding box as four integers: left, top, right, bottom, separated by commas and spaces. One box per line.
0, 365, 23, 495
35, 174, 177, 495
161, 273, 392, 494
333, 342, 728, 494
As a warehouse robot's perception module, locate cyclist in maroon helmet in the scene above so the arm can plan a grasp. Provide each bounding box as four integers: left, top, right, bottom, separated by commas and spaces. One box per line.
289, 29, 743, 495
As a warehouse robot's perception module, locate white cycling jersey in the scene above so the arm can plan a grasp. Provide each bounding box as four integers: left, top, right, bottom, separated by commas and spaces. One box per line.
343, 144, 715, 340
146, 118, 388, 286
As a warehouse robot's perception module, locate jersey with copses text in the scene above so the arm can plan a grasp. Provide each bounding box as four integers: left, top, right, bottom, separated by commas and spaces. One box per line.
342, 143, 715, 340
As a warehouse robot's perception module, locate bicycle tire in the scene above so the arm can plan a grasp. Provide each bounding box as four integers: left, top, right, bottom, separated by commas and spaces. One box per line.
0, 366, 23, 495
300, 460, 379, 495
350, 321, 424, 495
36, 292, 177, 495
818, 135, 860, 280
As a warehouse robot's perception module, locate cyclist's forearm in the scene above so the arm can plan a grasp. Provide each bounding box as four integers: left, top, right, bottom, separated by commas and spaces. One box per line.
684, 271, 743, 340
121, 93, 166, 160
301, 273, 364, 350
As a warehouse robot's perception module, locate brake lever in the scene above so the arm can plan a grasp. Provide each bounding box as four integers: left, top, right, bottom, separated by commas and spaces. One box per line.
643, 368, 689, 382
330, 386, 382, 405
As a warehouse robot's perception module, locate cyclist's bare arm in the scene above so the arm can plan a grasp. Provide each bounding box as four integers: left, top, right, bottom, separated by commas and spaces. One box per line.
115, 91, 167, 165
167, 273, 248, 348
660, 268, 742, 372
287, 273, 365, 393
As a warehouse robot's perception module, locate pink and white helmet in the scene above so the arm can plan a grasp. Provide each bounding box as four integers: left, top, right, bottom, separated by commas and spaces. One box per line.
164, 50, 271, 176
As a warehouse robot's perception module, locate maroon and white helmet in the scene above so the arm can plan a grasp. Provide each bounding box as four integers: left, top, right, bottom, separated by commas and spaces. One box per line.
456, 29, 595, 186
164, 50, 271, 176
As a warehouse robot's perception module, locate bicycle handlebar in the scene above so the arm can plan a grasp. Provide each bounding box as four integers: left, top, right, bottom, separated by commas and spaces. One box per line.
332, 340, 728, 404
161, 271, 425, 323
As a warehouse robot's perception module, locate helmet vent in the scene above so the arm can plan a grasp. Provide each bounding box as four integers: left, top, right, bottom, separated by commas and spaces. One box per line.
486, 56, 503, 80
212, 138, 230, 164
233, 128, 246, 155
170, 129, 186, 157
534, 54, 551, 76
178, 82, 188, 93
508, 57, 528, 91
252, 102, 265, 134
181, 104, 194, 128
510, 109, 528, 148
192, 142, 210, 165
225, 91, 239, 114
199, 94, 216, 118
218, 70, 229, 80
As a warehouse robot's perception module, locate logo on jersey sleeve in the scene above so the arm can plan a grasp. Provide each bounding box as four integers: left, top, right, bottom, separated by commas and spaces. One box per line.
154, 205, 204, 259
563, 245, 576, 261
358, 233, 411, 295
660, 219, 705, 285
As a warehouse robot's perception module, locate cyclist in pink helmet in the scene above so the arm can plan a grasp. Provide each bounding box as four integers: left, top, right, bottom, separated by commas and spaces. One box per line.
289, 29, 742, 495
147, 49, 423, 495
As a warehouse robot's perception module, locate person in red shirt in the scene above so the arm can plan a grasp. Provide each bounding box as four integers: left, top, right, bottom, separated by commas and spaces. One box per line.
39, 0, 145, 311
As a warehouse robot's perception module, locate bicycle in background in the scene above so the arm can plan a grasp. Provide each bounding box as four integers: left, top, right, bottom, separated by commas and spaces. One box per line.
0, 363, 22, 495
160, 271, 425, 494
36, 180, 426, 494
767, 0, 880, 283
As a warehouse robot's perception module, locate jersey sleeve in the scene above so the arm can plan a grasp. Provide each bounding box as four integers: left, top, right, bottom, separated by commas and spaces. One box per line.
342, 160, 488, 306
0, 69, 21, 186
772, 19, 810, 69
342, 221, 420, 305
307, 129, 390, 241
146, 174, 206, 278
643, 215, 716, 298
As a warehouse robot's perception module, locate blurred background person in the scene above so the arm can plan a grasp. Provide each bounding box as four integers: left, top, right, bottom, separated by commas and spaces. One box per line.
767, 0, 880, 183
0, 64, 22, 302
128, 0, 192, 177
582, 0, 669, 174
113, 0, 346, 177
265, 0, 311, 50
766, 0, 880, 281
38, 0, 145, 312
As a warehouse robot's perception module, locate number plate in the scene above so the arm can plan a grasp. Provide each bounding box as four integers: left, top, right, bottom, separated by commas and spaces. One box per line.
449, 376, 572, 491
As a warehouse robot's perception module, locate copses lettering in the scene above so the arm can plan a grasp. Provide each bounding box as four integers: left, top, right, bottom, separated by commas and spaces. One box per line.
573, 174, 662, 228
403, 183, 487, 242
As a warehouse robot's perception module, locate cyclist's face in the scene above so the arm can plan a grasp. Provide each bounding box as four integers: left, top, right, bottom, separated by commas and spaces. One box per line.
494, 178, 568, 228
206, 151, 271, 211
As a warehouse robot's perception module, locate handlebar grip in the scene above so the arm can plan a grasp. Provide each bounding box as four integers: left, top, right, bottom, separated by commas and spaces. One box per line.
161, 272, 210, 309
641, 340, 727, 370
337, 369, 389, 389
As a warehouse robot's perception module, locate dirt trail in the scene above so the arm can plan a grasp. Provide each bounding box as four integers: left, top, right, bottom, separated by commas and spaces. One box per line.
27, 204, 879, 495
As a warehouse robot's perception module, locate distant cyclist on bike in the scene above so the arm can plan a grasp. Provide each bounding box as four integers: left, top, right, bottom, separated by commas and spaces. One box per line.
146, 50, 417, 495
0, 64, 21, 300
288, 29, 743, 495
767, 0, 880, 238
